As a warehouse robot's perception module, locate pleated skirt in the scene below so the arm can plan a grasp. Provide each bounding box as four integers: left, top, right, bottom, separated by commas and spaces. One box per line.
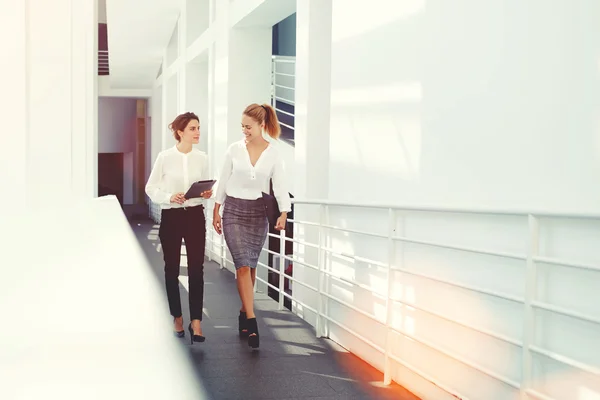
222, 195, 268, 269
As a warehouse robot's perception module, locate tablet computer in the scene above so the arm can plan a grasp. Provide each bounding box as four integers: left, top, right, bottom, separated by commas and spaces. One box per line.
184, 179, 216, 199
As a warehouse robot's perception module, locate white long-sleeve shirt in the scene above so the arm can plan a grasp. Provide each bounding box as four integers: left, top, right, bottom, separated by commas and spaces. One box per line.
215, 140, 291, 212
145, 146, 210, 209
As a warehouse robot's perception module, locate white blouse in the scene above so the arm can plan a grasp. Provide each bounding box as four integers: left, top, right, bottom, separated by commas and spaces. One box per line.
145, 146, 210, 209
215, 140, 292, 212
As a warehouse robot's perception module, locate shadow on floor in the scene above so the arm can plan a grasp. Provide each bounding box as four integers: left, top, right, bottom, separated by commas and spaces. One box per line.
131, 218, 420, 400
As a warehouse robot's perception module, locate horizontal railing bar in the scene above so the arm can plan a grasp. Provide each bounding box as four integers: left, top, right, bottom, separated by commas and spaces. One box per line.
284, 236, 320, 250
391, 266, 524, 304
275, 84, 295, 91
325, 272, 386, 299
263, 248, 279, 257
532, 301, 600, 325
281, 291, 318, 315
257, 261, 279, 274
529, 345, 600, 376
260, 248, 319, 272
321, 223, 388, 239
274, 72, 295, 77
321, 291, 384, 325
256, 276, 279, 292
281, 272, 318, 292
387, 352, 469, 400
321, 313, 385, 353
280, 254, 320, 272
274, 108, 294, 117
279, 121, 295, 131
287, 219, 320, 228
390, 297, 523, 347
389, 326, 521, 389
393, 235, 525, 260
326, 249, 389, 269
290, 199, 600, 219
273, 96, 295, 105
272, 56, 296, 64
534, 256, 600, 273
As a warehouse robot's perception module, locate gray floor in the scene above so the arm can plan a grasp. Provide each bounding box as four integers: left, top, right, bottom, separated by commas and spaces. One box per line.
131, 218, 419, 400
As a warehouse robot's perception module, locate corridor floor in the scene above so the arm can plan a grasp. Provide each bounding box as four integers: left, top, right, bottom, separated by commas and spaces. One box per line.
131, 218, 419, 400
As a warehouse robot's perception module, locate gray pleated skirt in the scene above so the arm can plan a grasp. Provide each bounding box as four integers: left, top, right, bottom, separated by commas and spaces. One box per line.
222, 195, 268, 270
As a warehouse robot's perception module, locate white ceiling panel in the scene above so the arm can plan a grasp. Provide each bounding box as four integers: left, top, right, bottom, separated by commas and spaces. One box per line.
105, 0, 182, 89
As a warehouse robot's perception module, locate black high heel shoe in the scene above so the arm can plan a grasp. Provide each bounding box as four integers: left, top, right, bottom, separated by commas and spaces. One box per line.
188, 323, 205, 344
247, 318, 259, 349
239, 311, 248, 338
174, 317, 185, 338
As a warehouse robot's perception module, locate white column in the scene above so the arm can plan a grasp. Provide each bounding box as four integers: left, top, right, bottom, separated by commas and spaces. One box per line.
211, 6, 231, 173
187, 62, 209, 152
293, 0, 333, 328
177, 5, 187, 113
0, 1, 28, 198
227, 28, 272, 144
0, 0, 98, 206
161, 53, 169, 151
295, 0, 332, 199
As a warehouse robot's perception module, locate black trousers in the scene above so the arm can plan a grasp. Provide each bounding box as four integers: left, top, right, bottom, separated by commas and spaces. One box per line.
158, 205, 206, 321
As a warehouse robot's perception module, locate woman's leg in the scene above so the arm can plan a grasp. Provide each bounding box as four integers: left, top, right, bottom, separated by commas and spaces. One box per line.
238, 266, 260, 348
239, 268, 257, 313
236, 267, 255, 318
184, 207, 206, 335
159, 210, 184, 331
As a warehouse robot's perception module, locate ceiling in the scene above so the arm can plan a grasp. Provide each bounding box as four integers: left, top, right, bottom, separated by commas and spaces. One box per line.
105, 0, 182, 89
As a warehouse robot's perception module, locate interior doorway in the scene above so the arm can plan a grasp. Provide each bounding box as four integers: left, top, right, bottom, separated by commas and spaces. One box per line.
98, 152, 124, 205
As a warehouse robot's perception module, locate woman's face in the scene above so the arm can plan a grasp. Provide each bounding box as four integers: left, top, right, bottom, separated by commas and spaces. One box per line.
178, 119, 200, 144
241, 114, 264, 143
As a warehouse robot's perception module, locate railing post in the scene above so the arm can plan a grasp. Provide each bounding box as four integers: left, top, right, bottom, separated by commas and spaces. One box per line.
520, 214, 539, 399
278, 228, 286, 310
316, 204, 325, 337
206, 207, 212, 262
383, 208, 396, 385
271, 58, 276, 106
220, 231, 225, 271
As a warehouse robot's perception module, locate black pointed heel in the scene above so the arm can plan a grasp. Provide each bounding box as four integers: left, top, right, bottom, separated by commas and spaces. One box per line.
188, 323, 206, 344
247, 318, 259, 349
239, 311, 248, 337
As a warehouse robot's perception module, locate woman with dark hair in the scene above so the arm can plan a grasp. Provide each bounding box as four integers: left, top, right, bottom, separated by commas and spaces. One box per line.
145, 112, 211, 345
212, 103, 291, 349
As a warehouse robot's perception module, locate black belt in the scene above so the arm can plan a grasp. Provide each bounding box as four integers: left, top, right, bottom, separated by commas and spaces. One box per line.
164, 204, 204, 212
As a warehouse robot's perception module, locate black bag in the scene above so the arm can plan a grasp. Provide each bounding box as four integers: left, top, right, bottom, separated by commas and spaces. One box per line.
262, 191, 280, 229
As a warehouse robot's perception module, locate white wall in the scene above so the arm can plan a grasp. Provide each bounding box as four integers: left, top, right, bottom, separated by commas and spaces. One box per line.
0, 0, 97, 204
315, 1, 600, 399
328, 0, 600, 212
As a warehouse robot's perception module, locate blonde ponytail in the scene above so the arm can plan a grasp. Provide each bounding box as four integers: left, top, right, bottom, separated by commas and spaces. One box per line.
243, 103, 281, 139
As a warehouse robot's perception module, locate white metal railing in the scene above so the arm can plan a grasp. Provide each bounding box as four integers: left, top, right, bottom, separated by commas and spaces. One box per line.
271, 56, 295, 135
202, 198, 600, 400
